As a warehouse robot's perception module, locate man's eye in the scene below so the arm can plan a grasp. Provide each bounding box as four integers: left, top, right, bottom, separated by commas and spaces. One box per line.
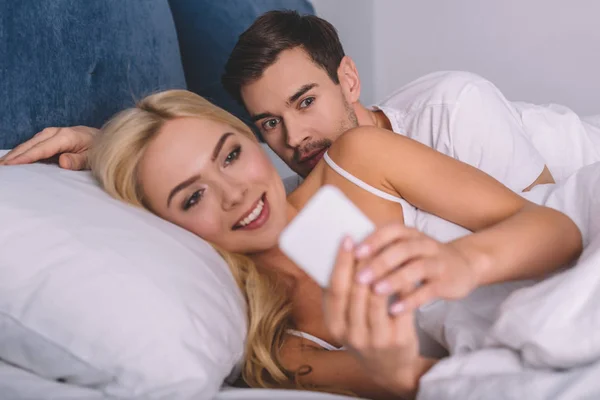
300, 97, 315, 109
183, 190, 203, 210
262, 118, 280, 131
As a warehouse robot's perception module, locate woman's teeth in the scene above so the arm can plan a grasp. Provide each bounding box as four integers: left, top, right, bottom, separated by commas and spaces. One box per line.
238, 199, 264, 227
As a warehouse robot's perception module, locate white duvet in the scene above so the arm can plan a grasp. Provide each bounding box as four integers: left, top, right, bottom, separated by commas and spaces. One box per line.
417, 162, 600, 400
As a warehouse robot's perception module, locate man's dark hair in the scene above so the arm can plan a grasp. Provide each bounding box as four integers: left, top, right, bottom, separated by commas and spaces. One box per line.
222, 10, 345, 105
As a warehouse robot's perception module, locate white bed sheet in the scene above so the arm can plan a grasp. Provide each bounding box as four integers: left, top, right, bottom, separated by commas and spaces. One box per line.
0, 359, 112, 400
584, 114, 600, 128
417, 161, 600, 399
0, 359, 360, 400
216, 387, 360, 400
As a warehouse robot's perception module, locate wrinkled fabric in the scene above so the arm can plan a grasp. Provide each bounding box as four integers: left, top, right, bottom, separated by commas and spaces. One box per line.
418, 162, 600, 400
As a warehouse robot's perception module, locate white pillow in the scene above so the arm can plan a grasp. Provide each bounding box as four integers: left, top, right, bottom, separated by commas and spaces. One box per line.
0, 158, 247, 398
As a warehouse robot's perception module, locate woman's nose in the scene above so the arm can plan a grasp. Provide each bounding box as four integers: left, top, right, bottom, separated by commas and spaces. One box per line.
220, 179, 248, 211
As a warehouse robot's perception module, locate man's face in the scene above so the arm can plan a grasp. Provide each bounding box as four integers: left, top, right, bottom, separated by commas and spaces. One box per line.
240, 47, 359, 178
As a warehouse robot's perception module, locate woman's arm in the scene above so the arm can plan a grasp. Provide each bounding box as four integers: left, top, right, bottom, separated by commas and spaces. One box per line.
328, 127, 582, 292
307, 129, 581, 399
280, 338, 410, 400
284, 237, 438, 399
281, 340, 437, 400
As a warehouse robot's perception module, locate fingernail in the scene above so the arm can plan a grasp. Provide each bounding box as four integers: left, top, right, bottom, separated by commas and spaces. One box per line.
342, 236, 354, 251
374, 281, 392, 294
355, 245, 370, 258
390, 302, 405, 315
356, 268, 373, 284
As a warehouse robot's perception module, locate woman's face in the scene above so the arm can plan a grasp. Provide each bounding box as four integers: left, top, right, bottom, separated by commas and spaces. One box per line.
138, 117, 288, 254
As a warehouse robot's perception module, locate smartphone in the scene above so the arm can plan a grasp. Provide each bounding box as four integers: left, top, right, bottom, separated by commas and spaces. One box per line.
278, 185, 375, 287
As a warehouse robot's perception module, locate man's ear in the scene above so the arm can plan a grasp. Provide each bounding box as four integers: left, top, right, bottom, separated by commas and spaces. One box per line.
337, 56, 361, 104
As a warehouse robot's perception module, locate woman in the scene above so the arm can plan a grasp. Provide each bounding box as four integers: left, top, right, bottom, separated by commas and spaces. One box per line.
0, 90, 582, 399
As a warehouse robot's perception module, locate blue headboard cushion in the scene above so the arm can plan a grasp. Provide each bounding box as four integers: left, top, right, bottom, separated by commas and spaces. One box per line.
0, 0, 186, 149
0, 0, 315, 149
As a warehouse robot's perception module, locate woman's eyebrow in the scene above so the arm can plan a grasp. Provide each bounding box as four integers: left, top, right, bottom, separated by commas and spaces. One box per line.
167, 132, 234, 207
211, 132, 234, 161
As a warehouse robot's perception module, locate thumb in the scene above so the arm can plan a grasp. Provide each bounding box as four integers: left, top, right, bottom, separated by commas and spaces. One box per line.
326, 236, 356, 298
330, 236, 355, 286
59, 153, 88, 170
323, 236, 355, 341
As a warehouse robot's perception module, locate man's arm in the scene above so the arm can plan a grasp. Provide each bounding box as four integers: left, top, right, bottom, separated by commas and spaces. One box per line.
523, 165, 554, 191
0, 126, 96, 170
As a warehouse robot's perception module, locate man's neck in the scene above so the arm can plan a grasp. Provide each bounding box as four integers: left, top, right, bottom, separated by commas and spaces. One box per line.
353, 102, 392, 131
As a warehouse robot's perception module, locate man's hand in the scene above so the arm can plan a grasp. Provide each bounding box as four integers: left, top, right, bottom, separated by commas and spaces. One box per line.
0, 126, 97, 170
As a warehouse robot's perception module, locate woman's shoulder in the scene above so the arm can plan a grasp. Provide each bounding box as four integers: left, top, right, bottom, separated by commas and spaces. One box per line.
329, 126, 389, 156
326, 126, 412, 181
327, 126, 413, 166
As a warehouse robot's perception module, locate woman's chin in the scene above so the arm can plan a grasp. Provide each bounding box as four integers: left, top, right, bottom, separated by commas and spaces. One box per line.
223, 232, 280, 255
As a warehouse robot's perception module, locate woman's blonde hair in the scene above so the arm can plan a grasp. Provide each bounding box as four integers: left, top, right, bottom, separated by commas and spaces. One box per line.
88, 90, 298, 389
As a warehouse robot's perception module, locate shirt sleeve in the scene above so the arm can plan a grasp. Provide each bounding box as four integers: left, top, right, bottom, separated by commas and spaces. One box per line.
449, 79, 547, 192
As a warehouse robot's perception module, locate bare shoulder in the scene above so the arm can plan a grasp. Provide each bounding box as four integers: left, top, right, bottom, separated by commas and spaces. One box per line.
328, 126, 427, 164
328, 126, 397, 160
326, 126, 424, 183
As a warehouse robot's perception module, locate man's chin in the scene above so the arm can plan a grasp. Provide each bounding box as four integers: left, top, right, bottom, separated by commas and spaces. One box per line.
297, 149, 328, 176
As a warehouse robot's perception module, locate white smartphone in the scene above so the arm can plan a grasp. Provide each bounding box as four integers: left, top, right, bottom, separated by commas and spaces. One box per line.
278, 185, 375, 287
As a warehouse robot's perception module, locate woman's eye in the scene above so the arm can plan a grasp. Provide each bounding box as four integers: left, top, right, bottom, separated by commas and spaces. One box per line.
262, 118, 280, 131
299, 97, 315, 109
183, 189, 203, 210
224, 146, 242, 165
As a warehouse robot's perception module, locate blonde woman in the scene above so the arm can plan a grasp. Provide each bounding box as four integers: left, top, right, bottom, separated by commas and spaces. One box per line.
0, 90, 582, 399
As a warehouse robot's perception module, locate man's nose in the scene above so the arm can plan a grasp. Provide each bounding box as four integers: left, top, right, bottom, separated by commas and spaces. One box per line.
285, 117, 310, 149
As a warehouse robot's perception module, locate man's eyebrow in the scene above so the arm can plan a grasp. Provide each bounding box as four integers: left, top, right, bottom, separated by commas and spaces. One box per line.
249, 83, 318, 122
287, 83, 318, 105
251, 112, 275, 122
167, 132, 233, 207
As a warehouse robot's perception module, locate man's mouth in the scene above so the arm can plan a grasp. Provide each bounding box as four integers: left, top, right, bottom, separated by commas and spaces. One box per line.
298, 146, 329, 170
232, 193, 270, 231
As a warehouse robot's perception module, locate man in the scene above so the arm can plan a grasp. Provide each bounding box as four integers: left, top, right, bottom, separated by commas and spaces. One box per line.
222, 11, 599, 192
2, 11, 598, 192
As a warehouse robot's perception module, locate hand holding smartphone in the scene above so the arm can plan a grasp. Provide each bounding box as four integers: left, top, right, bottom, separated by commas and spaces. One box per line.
279, 185, 375, 287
